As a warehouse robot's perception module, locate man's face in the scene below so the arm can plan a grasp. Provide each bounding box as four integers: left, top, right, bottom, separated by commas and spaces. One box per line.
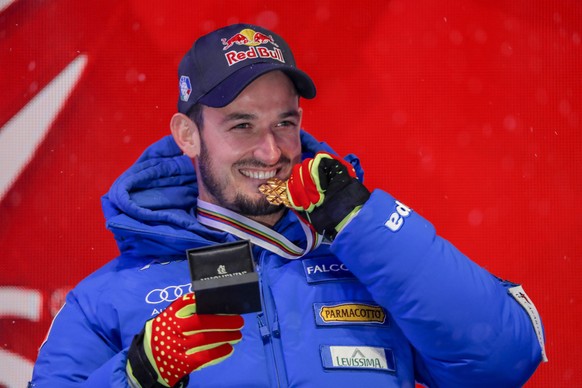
195, 71, 303, 221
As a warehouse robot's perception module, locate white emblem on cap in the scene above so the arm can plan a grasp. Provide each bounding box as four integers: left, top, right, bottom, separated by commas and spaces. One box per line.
179, 75, 192, 102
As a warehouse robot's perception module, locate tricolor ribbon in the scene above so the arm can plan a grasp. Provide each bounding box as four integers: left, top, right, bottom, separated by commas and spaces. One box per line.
196, 199, 322, 260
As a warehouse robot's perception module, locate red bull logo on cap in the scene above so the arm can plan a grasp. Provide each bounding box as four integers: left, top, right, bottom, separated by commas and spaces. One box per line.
221, 28, 284, 66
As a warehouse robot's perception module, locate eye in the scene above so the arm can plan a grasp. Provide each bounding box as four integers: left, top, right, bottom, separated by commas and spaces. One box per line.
276, 120, 296, 128
231, 122, 251, 130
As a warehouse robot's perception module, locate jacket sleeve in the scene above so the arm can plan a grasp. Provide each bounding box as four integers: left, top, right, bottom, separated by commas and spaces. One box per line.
331, 190, 545, 388
29, 290, 132, 387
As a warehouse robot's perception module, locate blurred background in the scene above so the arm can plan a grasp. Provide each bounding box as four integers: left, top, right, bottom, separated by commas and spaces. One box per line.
1, 0, 580, 386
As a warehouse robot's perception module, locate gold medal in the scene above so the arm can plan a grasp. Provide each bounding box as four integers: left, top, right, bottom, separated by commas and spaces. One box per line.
259, 178, 291, 207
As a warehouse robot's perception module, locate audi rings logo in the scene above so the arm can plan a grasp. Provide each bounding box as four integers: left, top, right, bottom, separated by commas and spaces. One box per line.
145, 283, 192, 304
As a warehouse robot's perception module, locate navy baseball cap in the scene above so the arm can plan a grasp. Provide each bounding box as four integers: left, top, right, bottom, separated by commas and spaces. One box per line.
177, 23, 316, 112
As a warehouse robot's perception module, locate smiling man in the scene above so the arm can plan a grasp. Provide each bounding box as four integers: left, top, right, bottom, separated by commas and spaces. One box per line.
172, 71, 303, 225
30, 24, 545, 388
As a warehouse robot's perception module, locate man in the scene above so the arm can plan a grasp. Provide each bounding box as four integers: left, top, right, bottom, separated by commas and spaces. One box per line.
30, 23, 545, 387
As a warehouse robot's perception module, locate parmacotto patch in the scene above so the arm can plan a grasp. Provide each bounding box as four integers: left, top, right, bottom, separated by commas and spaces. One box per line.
314, 302, 389, 326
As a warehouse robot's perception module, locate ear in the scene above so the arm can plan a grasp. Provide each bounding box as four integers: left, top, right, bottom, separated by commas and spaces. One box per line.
170, 113, 200, 158
297, 106, 303, 127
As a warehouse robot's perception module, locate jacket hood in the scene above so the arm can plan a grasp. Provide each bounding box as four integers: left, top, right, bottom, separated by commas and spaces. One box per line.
101, 130, 364, 260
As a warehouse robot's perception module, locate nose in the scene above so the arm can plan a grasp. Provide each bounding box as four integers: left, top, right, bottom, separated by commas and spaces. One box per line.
253, 130, 282, 165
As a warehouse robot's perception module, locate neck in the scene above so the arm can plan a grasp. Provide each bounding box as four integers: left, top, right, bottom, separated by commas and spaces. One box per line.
197, 194, 285, 229
246, 210, 286, 228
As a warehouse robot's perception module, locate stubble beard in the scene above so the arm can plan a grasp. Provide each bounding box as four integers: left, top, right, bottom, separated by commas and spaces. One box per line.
197, 140, 285, 217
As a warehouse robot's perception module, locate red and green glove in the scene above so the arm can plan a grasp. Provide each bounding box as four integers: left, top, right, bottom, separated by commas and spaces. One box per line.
126, 293, 244, 387
286, 152, 370, 239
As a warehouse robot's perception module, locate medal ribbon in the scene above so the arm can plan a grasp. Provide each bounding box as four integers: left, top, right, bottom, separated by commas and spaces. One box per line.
196, 199, 322, 260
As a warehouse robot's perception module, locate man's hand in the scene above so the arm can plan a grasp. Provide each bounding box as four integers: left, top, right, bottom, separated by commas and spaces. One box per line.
126, 293, 243, 387
286, 152, 370, 239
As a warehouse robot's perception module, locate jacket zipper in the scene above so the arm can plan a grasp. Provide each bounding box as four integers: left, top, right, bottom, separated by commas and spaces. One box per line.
257, 250, 287, 387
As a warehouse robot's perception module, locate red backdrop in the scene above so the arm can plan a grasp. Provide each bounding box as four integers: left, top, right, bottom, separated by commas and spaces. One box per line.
1, 0, 580, 386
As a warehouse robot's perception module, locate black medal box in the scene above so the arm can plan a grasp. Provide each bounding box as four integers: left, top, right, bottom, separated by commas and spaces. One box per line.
187, 240, 261, 314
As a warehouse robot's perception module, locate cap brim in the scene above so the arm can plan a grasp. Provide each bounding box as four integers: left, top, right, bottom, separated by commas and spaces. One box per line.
198, 63, 316, 108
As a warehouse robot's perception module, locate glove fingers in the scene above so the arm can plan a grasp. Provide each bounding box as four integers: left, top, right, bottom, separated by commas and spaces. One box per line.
336, 156, 358, 178
304, 159, 326, 206
287, 163, 311, 210
179, 314, 244, 334
188, 343, 236, 372
182, 330, 243, 353
156, 343, 236, 386
311, 153, 334, 190
287, 161, 322, 211
315, 152, 357, 180
150, 327, 241, 385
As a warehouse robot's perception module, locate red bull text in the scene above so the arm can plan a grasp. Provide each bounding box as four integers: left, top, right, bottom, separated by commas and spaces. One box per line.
221, 29, 284, 66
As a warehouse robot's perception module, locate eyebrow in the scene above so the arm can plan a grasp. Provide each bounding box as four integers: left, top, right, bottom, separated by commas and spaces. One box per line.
280, 109, 301, 120
221, 109, 300, 124
222, 112, 257, 124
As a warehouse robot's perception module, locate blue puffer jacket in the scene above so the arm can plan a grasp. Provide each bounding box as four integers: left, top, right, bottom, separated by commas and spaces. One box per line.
30, 131, 544, 387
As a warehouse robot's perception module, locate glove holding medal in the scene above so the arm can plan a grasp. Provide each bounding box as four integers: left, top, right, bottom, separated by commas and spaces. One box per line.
126, 293, 244, 387
261, 152, 370, 239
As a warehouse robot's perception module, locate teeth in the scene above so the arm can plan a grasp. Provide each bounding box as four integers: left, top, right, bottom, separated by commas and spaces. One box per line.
241, 170, 277, 180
